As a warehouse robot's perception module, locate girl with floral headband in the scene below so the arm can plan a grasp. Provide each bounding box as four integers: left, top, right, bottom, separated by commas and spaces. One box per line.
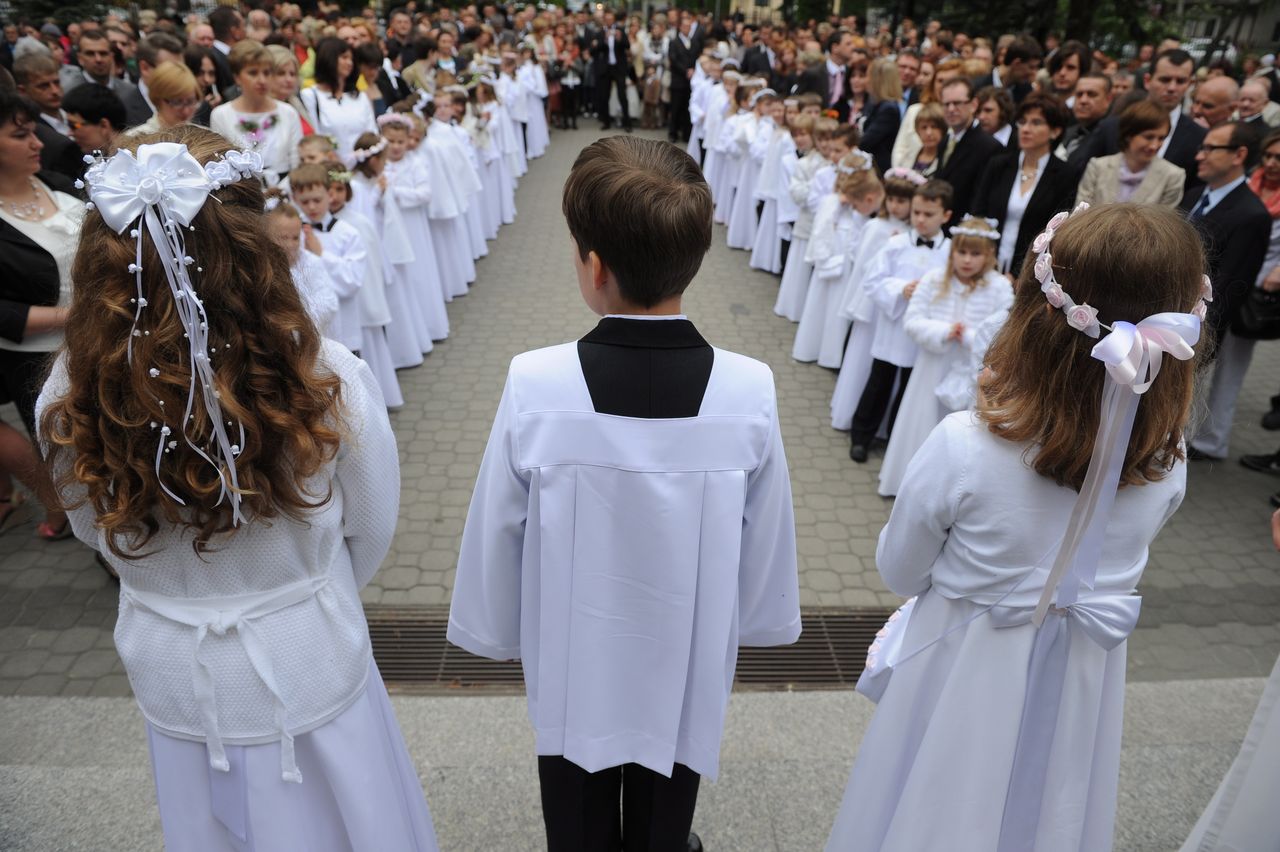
36, 126, 438, 849
827, 203, 1207, 851
877, 216, 1013, 497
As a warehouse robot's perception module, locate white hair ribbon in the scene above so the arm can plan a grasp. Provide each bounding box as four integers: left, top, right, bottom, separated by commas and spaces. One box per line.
86, 142, 263, 526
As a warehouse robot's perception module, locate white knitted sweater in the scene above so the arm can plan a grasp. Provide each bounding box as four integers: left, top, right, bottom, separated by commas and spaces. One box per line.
37, 340, 398, 751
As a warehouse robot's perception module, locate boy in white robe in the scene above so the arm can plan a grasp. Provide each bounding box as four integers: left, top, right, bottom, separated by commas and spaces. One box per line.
290, 164, 365, 356
849, 178, 953, 463
264, 196, 339, 338
448, 137, 801, 852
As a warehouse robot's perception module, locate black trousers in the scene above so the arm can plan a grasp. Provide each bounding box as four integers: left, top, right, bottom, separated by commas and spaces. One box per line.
668, 84, 691, 142
596, 66, 631, 128
560, 87, 580, 126
850, 359, 912, 447
539, 756, 700, 852
779, 238, 791, 273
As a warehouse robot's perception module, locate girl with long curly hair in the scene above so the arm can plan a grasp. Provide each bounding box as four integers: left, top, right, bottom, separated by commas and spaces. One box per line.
36, 125, 438, 850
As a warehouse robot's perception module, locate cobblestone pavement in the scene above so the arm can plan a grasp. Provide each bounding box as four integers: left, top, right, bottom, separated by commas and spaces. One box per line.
2, 127, 1278, 698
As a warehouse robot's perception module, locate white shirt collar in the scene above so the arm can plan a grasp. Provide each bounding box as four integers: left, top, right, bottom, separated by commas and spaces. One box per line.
1018, 149, 1050, 177
605, 314, 688, 320
40, 110, 70, 136
1157, 106, 1181, 158
994, 124, 1013, 146
826, 58, 842, 76
139, 78, 154, 111
214, 39, 231, 55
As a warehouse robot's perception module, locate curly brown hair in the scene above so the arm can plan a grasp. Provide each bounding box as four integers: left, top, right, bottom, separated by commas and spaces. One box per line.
978, 204, 1206, 490
39, 125, 345, 558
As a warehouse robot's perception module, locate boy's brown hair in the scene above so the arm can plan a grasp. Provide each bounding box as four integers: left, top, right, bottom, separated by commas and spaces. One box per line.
562, 137, 711, 308
830, 123, 860, 149
914, 177, 954, 211
288, 163, 331, 192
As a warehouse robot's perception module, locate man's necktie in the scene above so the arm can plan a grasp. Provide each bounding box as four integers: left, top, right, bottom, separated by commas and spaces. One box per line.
1190, 193, 1211, 221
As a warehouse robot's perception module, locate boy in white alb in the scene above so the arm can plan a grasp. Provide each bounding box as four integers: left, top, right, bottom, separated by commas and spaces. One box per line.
290, 164, 365, 355
448, 137, 801, 852
849, 178, 953, 463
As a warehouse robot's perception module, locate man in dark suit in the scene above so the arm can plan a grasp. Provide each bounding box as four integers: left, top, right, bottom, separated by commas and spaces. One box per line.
1180, 121, 1272, 461
589, 10, 631, 132
1057, 73, 1113, 175
793, 29, 855, 123
1076, 49, 1206, 191
740, 24, 775, 82
207, 6, 244, 94
972, 34, 1041, 105
936, 78, 1002, 219
666, 17, 699, 143
896, 50, 922, 115
121, 32, 184, 129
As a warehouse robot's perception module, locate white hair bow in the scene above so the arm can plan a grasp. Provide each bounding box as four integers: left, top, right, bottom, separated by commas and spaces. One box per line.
84, 142, 264, 526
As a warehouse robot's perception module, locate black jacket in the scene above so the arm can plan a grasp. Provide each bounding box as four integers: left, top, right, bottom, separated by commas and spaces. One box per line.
120, 86, 153, 128
793, 60, 851, 122
35, 121, 85, 184
588, 26, 630, 78
859, 98, 901, 173
1077, 111, 1206, 192
740, 44, 773, 80
1180, 182, 1273, 340
0, 175, 70, 344
375, 69, 413, 110
667, 33, 698, 91
935, 124, 1003, 219
972, 151, 1078, 277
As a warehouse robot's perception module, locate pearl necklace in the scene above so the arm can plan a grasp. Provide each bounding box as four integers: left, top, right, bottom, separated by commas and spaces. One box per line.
0, 178, 47, 221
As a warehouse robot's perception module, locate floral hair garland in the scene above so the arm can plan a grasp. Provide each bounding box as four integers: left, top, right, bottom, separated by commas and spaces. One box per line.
883, 167, 927, 186
835, 152, 874, 175
950, 217, 1001, 240
376, 112, 416, 132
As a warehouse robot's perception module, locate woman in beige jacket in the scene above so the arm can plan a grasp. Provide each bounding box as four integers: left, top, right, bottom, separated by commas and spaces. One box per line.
1075, 99, 1185, 206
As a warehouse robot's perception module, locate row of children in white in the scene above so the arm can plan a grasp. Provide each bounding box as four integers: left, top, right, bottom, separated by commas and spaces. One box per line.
251, 85, 538, 409
695, 78, 1016, 498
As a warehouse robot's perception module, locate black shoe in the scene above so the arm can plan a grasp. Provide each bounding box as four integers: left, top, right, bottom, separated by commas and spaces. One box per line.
1263, 408, 1280, 431
1241, 453, 1280, 475
1271, 491, 1280, 509
687, 832, 704, 852
850, 443, 869, 463
624, 124, 634, 133
1186, 446, 1221, 461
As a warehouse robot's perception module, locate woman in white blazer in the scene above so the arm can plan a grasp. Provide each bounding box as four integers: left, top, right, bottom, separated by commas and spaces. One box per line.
1075, 99, 1186, 207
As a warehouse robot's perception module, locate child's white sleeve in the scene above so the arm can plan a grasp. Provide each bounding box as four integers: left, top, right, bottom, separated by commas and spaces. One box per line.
875, 417, 963, 597
739, 386, 801, 647
319, 230, 365, 299
788, 159, 812, 206
866, 244, 910, 320
335, 353, 400, 589
904, 275, 955, 353
448, 373, 530, 660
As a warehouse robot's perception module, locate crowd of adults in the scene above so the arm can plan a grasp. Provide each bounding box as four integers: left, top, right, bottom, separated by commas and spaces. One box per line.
2, 3, 1280, 527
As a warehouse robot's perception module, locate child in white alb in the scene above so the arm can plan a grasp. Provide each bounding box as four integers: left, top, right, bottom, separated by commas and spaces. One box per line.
265, 194, 339, 338
749, 97, 797, 275
725, 86, 773, 249
775, 118, 836, 321
877, 216, 1013, 496
289, 164, 365, 356
848, 178, 953, 463
712, 82, 759, 226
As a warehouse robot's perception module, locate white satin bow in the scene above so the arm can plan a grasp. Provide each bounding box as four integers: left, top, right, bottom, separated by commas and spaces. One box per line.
88, 143, 215, 233
1091, 312, 1200, 394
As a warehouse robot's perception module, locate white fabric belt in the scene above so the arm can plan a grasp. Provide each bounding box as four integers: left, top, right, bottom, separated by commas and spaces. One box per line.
123, 574, 333, 784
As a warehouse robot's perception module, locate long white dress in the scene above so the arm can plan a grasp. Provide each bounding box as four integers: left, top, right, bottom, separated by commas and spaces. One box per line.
700, 86, 732, 202
794, 200, 866, 363
336, 205, 404, 409
726, 113, 765, 249
827, 411, 1187, 852
449, 122, 490, 260
830, 216, 911, 430
37, 343, 439, 852
877, 269, 1013, 497
749, 129, 792, 274
713, 110, 750, 225
422, 126, 480, 299
774, 151, 826, 321
518, 61, 550, 159
383, 154, 450, 341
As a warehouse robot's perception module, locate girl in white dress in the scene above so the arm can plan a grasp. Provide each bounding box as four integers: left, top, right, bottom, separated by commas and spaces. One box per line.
793, 153, 882, 363
38, 126, 437, 851
379, 117, 451, 341
829, 172, 917, 429
712, 81, 760, 226
827, 203, 1210, 852
440, 89, 491, 261
877, 217, 1014, 497
517, 46, 550, 159
775, 117, 835, 321
725, 87, 773, 249
475, 79, 518, 226
209, 41, 303, 185
299, 38, 377, 157
748, 98, 796, 275
700, 70, 738, 212
348, 132, 434, 368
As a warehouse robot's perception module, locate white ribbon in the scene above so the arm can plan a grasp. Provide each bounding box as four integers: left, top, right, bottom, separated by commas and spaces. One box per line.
993, 593, 1143, 852
1031, 312, 1200, 627
86, 143, 263, 526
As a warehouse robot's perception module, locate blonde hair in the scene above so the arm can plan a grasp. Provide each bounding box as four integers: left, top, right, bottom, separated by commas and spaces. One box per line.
835, 152, 881, 198
978, 204, 1205, 490
868, 57, 904, 102
939, 216, 998, 297
148, 61, 200, 104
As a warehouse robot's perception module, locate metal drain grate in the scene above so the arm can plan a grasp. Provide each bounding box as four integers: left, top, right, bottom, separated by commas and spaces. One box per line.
367, 606, 893, 694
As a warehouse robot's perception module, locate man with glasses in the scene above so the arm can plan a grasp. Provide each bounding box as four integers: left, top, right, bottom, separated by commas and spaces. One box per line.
1181, 122, 1271, 461
60, 29, 138, 104
935, 77, 1001, 219
1077, 48, 1206, 191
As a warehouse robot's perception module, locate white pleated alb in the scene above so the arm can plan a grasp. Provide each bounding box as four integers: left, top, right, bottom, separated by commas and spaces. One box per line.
448, 342, 802, 780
